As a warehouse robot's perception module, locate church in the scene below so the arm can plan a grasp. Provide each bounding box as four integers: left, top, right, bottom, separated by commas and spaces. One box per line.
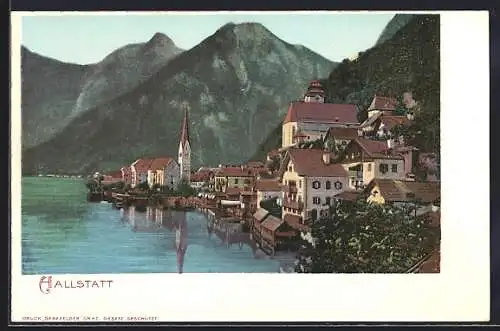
281, 80, 360, 149
178, 106, 192, 183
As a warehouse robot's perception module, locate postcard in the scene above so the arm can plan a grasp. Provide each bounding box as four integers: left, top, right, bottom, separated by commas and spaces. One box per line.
10, 10, 490, 323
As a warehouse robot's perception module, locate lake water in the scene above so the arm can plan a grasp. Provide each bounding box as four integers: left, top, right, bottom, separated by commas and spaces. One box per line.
21, 177, 296, 274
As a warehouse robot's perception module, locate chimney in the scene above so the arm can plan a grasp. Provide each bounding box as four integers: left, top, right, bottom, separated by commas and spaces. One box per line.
322, 151, 331, 165
357, 129, 364, 137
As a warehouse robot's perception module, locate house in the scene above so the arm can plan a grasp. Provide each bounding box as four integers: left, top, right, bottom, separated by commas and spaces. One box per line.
251, 208, 270, 234
190, 169, 213, 190
259, 215, 296, 253
281, 80, 359, 148
323, 126, 361, 153
366, 95, 399, 119
101, 170, 123, 186
120, 166, 132, 186
130, 158, 155, 188
278, 148, 349, 233
147, 157, 180, 190
255, 179, 283, 208
360, 113, 413, 139
214, 166, 255, 193
364, 178, 440, 207
239, 190, 258, 218
340, 138, 406, 190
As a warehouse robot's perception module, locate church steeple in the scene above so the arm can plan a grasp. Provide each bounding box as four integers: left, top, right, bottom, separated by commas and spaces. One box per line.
303, 80, 325, 103
180, 107, 190, 148
175, 214, 188, 274
178, 106, 191, 182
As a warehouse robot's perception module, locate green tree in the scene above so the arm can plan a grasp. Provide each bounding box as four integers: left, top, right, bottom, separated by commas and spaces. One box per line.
136, 182, 150, 191
295, 198, 440, 273
175, 179, 196, 197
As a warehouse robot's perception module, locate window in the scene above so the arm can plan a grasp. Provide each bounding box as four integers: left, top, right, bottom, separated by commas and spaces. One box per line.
326, 181, 331, 189
298, 180, 302, 189
312, 181, 321, 189
313, 197, 321, 205
288, 166, 292, 172
367, 164, 372, 171
379, 163, 389, 174
391, 164, 398, 173
334, 181, 343, 190
325, 197, 331, 205
234, 179, 239, 184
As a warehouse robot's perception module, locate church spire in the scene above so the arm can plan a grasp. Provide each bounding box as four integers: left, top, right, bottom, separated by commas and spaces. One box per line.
180, 106, 190, 148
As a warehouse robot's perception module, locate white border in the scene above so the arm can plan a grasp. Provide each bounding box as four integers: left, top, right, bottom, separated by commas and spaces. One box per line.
10, 11, 490, 322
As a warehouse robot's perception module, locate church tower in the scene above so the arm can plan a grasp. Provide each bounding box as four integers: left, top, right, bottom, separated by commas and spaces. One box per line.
178, 106, 191, 183
303, 80, 325, 103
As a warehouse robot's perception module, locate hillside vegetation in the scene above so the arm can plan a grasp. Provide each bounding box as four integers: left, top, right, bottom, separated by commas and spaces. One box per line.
250, 14, 440, 161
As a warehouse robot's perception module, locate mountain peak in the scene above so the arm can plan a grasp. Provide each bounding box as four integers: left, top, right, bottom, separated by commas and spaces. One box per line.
212, 22, 275, 47
145, 32, 175, 48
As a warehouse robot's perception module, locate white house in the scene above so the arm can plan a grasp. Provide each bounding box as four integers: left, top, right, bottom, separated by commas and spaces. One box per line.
278, 148, 349, 233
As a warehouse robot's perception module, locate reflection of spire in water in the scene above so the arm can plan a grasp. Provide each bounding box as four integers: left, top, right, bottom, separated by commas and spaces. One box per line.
128, 206, 136, 227
146, 206, 154, 222
155, 208, 164, 225
175, 212, 188, 274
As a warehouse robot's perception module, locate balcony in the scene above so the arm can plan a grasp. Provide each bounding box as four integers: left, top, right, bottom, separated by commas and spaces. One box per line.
282, 198, 304, 211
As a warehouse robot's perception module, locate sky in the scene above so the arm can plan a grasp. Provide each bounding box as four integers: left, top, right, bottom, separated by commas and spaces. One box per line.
21, 12, 395, 65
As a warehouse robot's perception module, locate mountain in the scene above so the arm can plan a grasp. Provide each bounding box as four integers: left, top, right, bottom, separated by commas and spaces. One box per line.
21, 47, 89, 148
250, 14, 440, 161
21, 33, 183, 149
22, 22, 337, 175
375, 14, 416, 46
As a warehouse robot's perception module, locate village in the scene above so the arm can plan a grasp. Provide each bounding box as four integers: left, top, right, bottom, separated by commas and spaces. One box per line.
90, 80, 441, 274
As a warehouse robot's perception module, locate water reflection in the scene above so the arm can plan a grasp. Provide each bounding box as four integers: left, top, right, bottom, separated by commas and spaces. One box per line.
23, 178, 285, 274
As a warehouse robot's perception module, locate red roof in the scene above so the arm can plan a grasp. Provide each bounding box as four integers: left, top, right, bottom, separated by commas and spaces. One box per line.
283, 214, 310, 232
369, 95, 398, 111
216, 167, 254, 177
355, 138, 390, 156
179, 107, 190, 148
379, 116, 412, 131
191, 170, 212, 182
255, 179, 282, 192
120, 166, 131, 174
283, 101, 358, 125
149, 157, 175, 170
285, 149, 348, 177
132, 158, 155, 172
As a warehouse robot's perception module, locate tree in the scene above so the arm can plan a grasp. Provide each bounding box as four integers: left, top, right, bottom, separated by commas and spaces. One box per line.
259, 197, 282, 218
136, 182, 150, 191
175, 179, 196, 197
295, 197, 440, 273
266, 156, 281, 173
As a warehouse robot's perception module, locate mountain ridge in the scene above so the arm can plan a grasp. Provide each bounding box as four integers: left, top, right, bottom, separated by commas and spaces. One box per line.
22, 22, 337, 175
21, 33, 184, 149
